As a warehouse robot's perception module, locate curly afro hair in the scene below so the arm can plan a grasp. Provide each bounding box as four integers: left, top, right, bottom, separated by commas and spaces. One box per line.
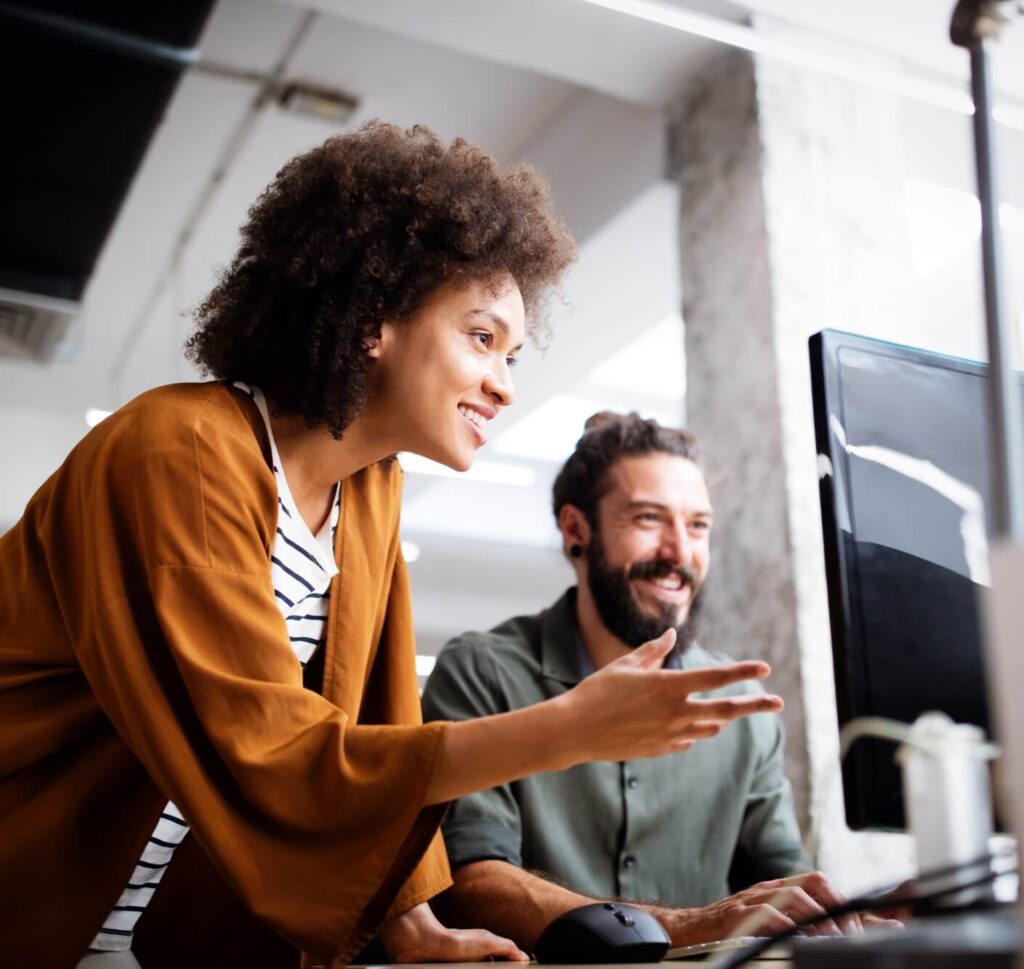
185, 121, 575, 437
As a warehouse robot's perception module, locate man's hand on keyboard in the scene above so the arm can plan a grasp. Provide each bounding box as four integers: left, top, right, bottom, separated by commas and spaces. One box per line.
660, 871, 865, 946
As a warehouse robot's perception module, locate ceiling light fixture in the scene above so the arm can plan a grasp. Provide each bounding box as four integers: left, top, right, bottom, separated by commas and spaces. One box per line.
399, 453, 536, 487
578, 0, 1024, 130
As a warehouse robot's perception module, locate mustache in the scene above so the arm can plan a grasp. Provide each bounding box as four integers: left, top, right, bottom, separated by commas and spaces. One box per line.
627, 558, 699, 588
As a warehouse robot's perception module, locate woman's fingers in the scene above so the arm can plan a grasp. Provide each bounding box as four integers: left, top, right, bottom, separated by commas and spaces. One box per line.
671, 661, 773, 693
685, 694, 785, 720
615, 628, 677, 669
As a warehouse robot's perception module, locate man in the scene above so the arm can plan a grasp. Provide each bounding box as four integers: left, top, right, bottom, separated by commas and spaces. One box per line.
423, 411, 857, 948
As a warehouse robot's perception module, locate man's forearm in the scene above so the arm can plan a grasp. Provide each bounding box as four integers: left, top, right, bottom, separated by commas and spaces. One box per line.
436, 859, 700, 951
435, 861, 854, 950
436, 860, 595, 949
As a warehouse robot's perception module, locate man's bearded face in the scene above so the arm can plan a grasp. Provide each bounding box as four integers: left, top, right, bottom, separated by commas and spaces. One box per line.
578, 453, 712, 651
586, 528, 705, 650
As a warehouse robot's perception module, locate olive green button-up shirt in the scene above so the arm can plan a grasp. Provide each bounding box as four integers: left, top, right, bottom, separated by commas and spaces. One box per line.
422, 589, 804, 907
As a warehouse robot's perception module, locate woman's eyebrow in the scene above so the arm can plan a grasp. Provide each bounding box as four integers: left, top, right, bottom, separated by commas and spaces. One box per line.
466, 309, 523, 352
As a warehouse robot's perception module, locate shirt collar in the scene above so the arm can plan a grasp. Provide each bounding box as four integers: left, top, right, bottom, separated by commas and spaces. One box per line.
234, 381, 339, 582
541, 586, 683, 684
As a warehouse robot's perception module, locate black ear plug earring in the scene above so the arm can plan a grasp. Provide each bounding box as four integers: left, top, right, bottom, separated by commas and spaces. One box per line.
569, 544, 583, 558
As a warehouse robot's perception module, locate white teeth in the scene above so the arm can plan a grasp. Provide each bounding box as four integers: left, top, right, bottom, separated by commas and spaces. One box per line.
458, 405, 487, 429
653, 575, 683, 591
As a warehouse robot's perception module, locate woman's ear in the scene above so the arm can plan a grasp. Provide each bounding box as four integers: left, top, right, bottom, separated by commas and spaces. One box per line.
365, 320, 395, 359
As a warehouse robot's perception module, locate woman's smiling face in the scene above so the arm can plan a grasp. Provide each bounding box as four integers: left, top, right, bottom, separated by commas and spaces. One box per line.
367, 275, 525, 470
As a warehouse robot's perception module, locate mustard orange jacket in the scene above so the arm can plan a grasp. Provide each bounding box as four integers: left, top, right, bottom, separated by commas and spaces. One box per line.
0, 383, 451, 968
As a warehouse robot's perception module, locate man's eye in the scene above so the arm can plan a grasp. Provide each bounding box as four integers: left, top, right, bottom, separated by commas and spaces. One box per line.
637, 513, 660, 523
690, 521, 710, 532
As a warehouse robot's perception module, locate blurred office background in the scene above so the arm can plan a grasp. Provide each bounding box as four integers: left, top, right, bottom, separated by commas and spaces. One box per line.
2, 0, 1022, 896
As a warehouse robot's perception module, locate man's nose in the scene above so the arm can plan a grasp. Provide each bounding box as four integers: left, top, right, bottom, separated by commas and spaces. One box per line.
660, 525, 692, 566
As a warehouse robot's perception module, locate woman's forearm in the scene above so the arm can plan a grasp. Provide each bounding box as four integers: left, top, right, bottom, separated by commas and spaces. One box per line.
423, 631, 783, 806
425, 695, 578, 805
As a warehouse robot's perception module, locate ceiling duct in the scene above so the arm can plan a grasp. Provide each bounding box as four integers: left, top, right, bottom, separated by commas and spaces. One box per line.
0, 288, 79, 362
0, 1, 214, 362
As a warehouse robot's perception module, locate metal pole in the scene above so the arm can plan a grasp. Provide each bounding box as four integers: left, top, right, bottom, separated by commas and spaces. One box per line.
952, 1, 1024, 541
970, 41, 1024, 540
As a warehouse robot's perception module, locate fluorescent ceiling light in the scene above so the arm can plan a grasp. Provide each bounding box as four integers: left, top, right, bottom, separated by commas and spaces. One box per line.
399, 453, 536, 487
415, 654, 437, 677
493, 394, 679, 463
85, 408, 112, 427
587, 313, 687, 399
401, 540, 421, 563
578, 0, 1024, 129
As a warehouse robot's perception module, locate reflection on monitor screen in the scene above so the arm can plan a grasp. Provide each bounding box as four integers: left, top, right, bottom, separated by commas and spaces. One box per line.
809, 331, 1012, 830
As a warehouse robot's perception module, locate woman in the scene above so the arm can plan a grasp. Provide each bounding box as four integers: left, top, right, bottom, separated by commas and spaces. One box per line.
0, 123, 782, 969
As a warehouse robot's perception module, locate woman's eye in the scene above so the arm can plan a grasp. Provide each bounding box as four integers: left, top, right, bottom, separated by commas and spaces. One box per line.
507, 356, 518, 369
472, 331, 493, 348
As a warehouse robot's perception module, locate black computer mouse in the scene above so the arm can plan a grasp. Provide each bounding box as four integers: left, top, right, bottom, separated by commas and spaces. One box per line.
534, 901, 671, 964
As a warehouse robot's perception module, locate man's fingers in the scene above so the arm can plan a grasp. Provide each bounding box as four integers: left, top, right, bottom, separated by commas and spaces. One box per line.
619, 628, 677, 669
744, 904, 797, 937
784, 871, 862, 935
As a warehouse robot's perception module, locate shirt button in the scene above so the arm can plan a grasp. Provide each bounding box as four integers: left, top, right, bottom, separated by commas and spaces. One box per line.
627, 776, 639, 789
623, 855, 636, 868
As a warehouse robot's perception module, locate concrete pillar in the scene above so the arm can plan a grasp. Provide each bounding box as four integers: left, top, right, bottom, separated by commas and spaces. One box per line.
670, 45, 918, 892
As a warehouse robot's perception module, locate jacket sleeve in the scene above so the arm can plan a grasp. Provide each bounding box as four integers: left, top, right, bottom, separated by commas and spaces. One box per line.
421, 638, 525, 870
64, 398, 449, 961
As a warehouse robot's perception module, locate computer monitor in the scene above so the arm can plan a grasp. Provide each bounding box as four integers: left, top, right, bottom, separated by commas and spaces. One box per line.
809, 329, 1013, 830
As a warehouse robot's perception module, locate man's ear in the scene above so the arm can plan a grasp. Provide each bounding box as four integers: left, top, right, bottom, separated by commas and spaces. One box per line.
558, 504, 591, 557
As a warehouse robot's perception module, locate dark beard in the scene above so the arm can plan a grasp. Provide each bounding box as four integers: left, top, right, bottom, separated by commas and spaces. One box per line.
585, 531, 704, 651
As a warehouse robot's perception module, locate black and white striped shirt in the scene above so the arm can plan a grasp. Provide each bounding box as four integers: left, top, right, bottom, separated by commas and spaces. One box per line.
90, 383, 340, 952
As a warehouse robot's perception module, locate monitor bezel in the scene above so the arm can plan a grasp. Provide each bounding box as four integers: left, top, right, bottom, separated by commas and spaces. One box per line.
809, 328, 991, 830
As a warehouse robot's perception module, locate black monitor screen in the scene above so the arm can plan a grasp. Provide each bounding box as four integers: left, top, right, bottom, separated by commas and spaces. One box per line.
809, 329, 1006, 830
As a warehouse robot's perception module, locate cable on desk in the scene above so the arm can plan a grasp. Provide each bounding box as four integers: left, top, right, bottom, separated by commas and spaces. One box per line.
706, 847, 1017, 969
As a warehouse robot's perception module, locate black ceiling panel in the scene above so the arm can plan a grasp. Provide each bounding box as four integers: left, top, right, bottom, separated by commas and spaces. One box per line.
0, 2, 215, 301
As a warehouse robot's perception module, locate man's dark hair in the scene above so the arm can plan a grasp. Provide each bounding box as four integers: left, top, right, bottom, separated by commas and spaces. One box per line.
552, 411, 700, 527
186, 121, 575, 437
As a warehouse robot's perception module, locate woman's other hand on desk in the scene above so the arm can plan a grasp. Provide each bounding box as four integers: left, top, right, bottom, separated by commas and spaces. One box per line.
378, 901, 529, 963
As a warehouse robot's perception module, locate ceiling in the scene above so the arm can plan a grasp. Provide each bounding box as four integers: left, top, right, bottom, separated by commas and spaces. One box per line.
2, 0, 1022, 659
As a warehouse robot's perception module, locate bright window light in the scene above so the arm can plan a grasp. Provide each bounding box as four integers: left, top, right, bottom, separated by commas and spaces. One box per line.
85, 408, 112, 427
401, 541, 421, 563
587, 313, 686, 399
492, 395, 679, 463
398, 453, 536, 487
415, 654, 437, 677
904, 178, 1023, 278
576, 0, 1024, 130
